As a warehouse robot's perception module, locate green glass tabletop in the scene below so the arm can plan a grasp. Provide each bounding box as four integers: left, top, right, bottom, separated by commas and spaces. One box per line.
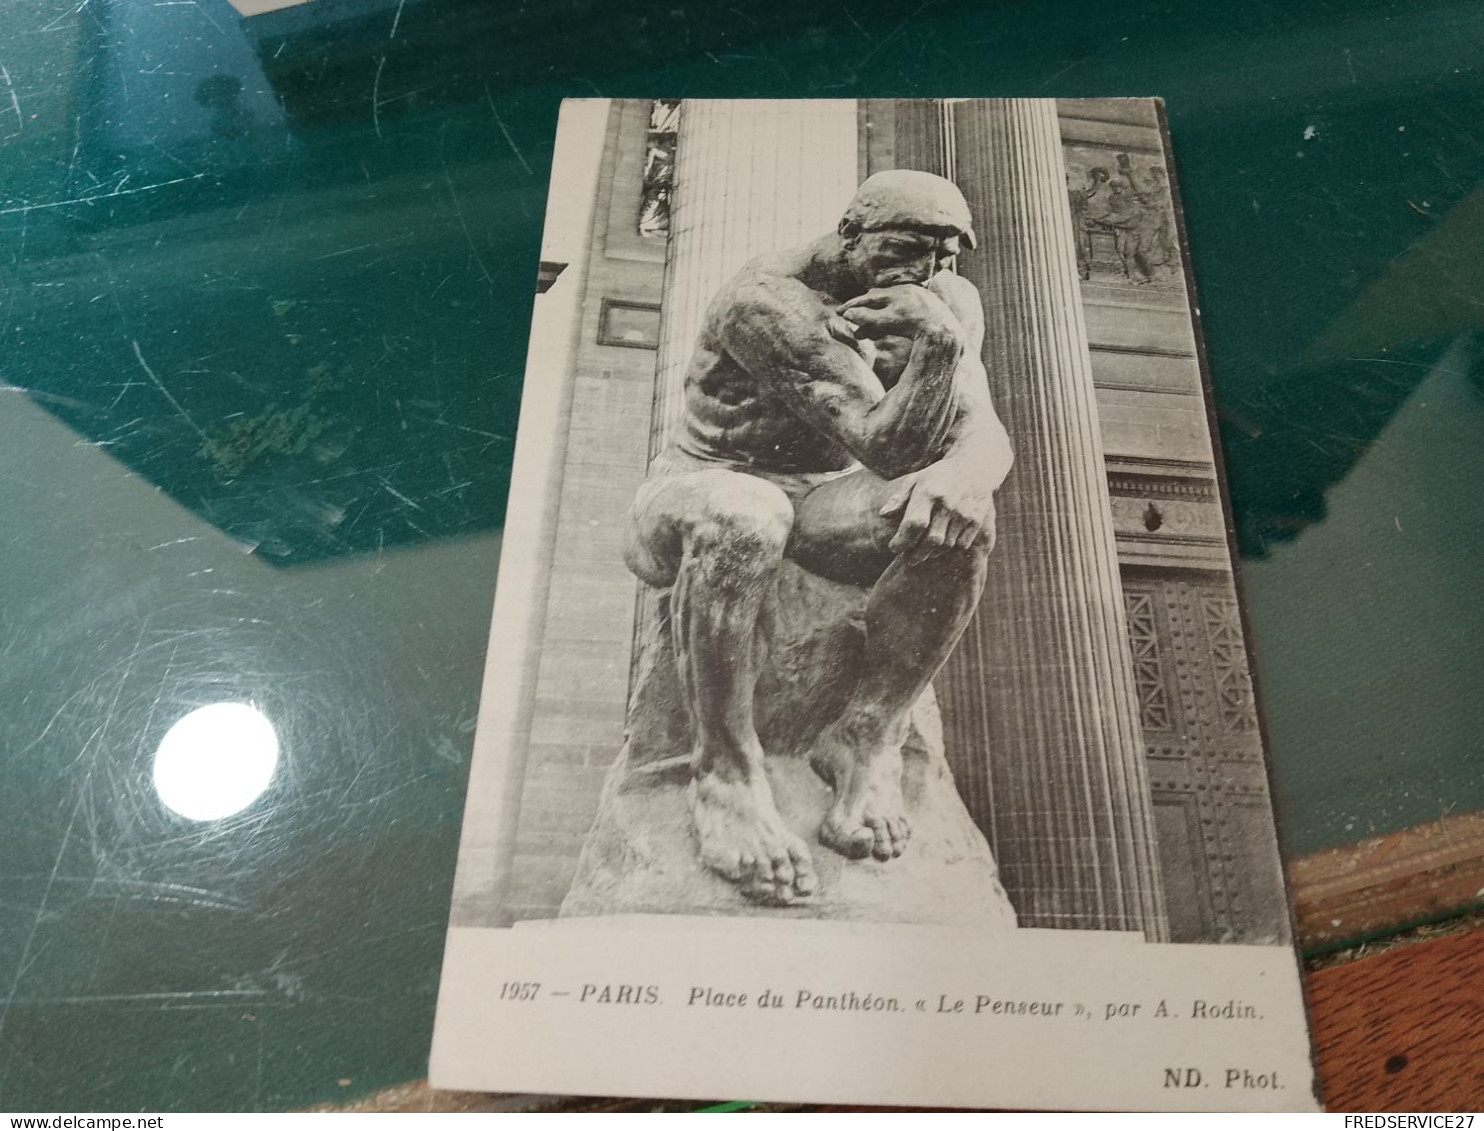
2, 0, 1481, 1111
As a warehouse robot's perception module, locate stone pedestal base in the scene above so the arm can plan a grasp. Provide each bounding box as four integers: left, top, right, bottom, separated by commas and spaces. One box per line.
559, 563, 1017, 927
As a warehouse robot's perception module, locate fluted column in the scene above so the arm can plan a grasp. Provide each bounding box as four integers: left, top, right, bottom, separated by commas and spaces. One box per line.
942, 99, 1168, 938
632, 101, 862, 686
649, 100, 860, 456
861, 98, 952, 178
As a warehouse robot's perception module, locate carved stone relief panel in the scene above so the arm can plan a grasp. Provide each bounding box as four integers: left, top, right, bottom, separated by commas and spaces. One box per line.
639, 99, 679, 239
1064, 145, 1180, 288
1122, 577, 1287, 943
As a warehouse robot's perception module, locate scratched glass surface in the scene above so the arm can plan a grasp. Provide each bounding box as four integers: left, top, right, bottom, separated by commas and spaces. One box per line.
2, 0, 1482, 1112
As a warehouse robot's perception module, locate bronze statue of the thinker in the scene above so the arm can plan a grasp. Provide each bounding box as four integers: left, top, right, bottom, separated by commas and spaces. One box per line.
618, 170, 1013, 908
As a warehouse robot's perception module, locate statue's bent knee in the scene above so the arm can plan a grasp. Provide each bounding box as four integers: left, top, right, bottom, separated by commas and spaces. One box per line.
687, 478, 793, 574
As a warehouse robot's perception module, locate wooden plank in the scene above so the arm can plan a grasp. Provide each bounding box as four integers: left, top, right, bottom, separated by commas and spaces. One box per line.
1309, 925, 1484, 1111
1290, 811, 1484, 949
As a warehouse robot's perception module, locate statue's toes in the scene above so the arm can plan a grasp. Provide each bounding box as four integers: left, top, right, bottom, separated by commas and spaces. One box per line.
821, 812, 875, 859
705, 847, 745, 882
740, 854, 795, 906
768, 849, 795, 891
768, 841, 817, 903
863, 814, 911, 861
735, 850, 759, 884
788, 842, 818, 898
739, 879, 776, 904
886, 816, 911, 857
866, 816, 893, 861
736, 858, 768, 899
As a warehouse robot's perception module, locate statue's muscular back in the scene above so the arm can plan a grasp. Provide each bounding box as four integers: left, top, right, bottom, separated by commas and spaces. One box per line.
674, 243, 936, 477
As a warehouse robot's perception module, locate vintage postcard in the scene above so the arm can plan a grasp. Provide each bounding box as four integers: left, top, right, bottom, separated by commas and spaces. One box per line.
430, 98, 1320, 1112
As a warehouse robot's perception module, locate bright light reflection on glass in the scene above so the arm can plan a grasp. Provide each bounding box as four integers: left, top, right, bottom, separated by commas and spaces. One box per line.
153, 702, 279, 821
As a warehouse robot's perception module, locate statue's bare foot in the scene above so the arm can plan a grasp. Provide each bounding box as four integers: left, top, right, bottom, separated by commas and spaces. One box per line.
690, 770, 818, 905
812, 723, 911, 862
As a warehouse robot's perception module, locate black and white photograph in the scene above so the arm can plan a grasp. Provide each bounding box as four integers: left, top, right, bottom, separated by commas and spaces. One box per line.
431, 98, 1317, 1111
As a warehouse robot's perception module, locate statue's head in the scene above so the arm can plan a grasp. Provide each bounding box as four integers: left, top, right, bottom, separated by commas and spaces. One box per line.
838, 170, 976, 290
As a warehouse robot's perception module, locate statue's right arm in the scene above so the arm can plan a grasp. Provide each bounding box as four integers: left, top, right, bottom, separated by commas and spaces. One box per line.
718, 276, 964, 480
